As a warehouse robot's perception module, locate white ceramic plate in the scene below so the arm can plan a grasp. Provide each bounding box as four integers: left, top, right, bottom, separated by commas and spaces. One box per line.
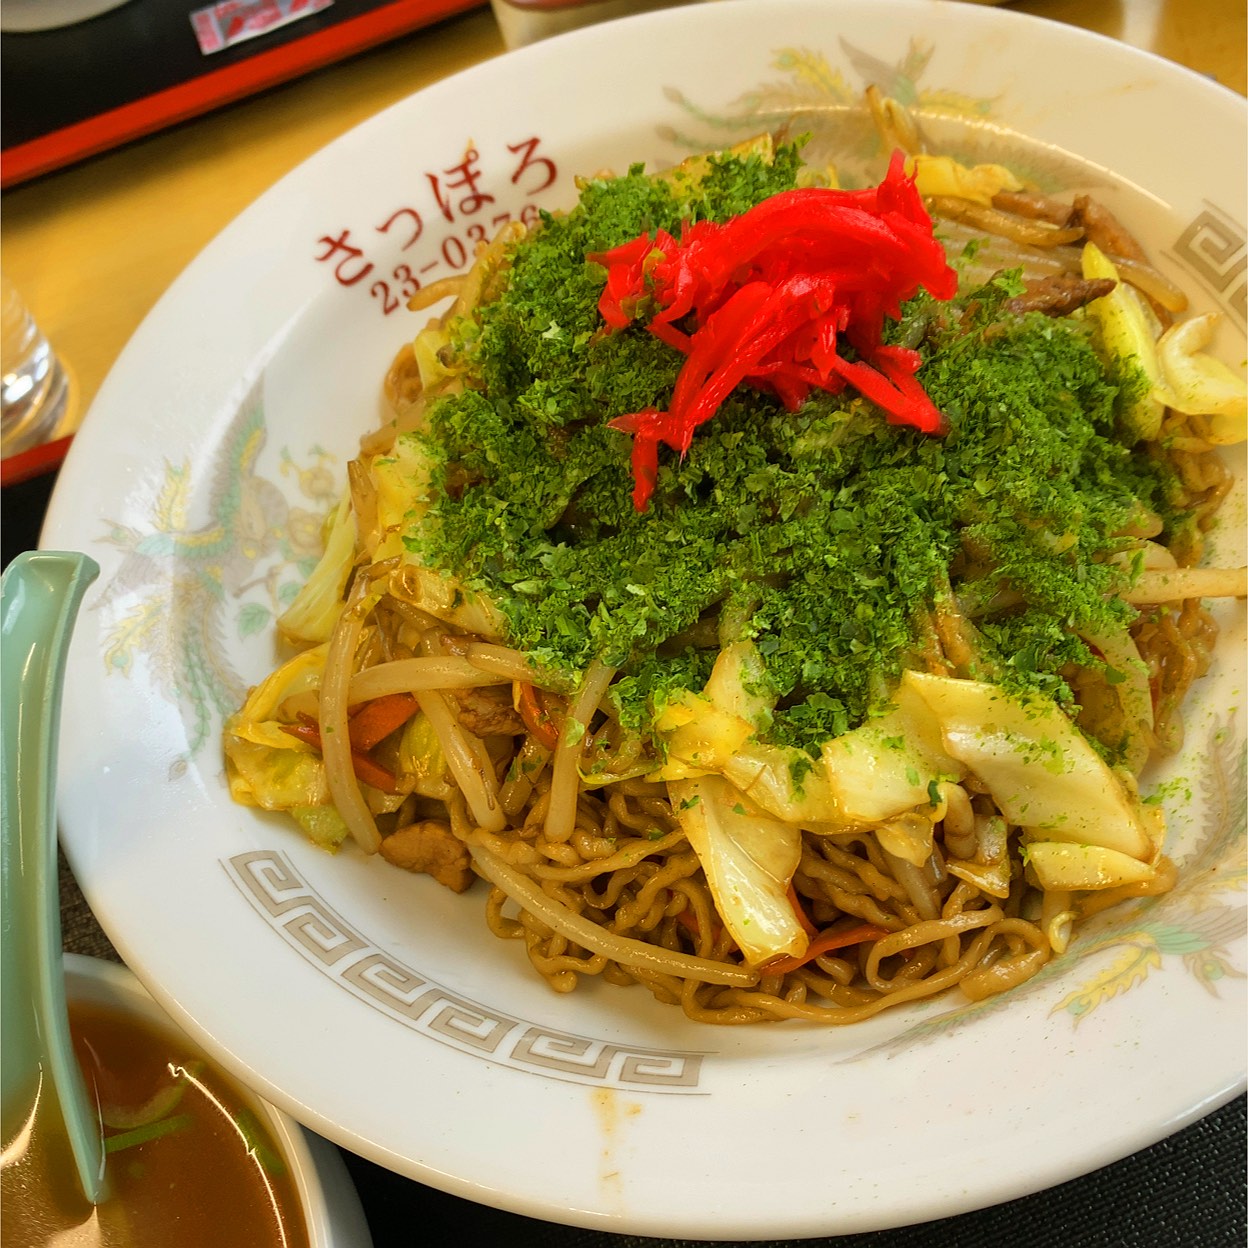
43, 1, 1247, 1237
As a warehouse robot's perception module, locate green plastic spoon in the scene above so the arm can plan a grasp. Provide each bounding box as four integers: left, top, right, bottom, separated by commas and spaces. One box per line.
1, 550, 104, 1204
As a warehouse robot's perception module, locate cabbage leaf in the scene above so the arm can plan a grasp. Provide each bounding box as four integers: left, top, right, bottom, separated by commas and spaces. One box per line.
670, 774, 808, 967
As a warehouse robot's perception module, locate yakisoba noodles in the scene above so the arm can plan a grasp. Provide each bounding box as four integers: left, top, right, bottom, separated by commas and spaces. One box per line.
225, 97, 1247, 1024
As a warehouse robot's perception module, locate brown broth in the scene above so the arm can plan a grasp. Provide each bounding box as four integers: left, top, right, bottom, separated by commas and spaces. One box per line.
1, 998, 310, 1248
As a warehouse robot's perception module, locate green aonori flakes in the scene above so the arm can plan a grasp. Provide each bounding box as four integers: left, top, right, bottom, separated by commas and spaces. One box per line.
405, 147, 1183, 756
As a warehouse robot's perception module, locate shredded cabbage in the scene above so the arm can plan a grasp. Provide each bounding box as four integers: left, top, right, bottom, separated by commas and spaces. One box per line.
1153, 312, 1247, 443
277, 493, 356, 645
905, 153, 1022, 206
670, 774, 807, 967
821, 679, 964, 823
654, 666, 1161, 911
1081, 241, 1165, 440
902, 671, 1154, 864
1024, 841, 1155, 891
370, 434, 435, 560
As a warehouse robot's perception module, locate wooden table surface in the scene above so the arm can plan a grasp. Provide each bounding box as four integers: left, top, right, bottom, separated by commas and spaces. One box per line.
2, 0, 1244, 441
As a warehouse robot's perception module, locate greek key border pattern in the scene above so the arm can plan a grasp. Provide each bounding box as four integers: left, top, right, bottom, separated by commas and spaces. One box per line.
223, 850, 708, 1093
1167, 202, 1247, 330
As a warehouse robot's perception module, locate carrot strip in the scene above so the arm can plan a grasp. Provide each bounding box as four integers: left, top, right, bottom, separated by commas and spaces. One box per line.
516, 682, 561, 750
347, 692, 420, 751
280, 720, 400, 794
279, 721, 322, 748
759, 923, 891, 977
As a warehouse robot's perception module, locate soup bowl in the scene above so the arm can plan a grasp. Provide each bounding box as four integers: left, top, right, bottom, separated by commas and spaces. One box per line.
2, 953, 373, 1248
